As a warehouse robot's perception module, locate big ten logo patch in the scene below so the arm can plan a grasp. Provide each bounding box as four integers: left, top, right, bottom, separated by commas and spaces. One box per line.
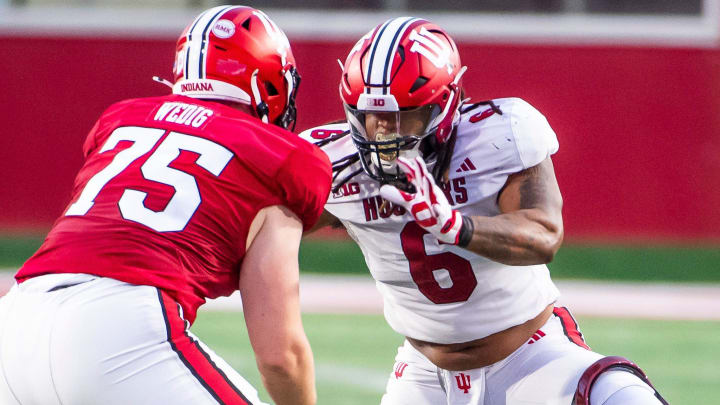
310, 129, 344, 140
332, 182, 360, 198
394, 362, 408, 379
455, 373, 471, 394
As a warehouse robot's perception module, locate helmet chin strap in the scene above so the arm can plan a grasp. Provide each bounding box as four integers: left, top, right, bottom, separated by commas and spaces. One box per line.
152, 76, 174, 89
283, 68, 295, 106
432, 65, 467, 143
448, 66, 467, 127
250, 69, 270, 124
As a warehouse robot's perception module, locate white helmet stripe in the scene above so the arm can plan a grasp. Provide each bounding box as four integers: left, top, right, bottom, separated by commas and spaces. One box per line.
364, 18, 392, 95
183, 10, 205, 80
184, 5, 235, 80
365, 17, 419, 96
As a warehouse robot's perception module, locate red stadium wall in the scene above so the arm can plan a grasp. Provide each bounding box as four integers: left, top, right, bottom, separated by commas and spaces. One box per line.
2, 36, 719, 242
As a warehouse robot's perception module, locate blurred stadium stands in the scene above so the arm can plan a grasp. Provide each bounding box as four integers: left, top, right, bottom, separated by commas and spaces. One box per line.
0, 0, 705, 14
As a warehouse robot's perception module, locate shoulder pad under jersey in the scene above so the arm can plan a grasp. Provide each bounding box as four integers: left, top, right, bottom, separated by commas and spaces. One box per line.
299, 122, 355, 163
299, 122, 375, 200
455, 98, 559, 175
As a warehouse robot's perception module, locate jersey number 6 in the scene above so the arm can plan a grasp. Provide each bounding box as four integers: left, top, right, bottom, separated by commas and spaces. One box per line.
65, 126, 233, 232
400, 222, 477, 304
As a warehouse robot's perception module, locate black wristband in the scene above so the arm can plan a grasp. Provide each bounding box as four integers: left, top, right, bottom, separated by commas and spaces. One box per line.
457, 214, 474, 247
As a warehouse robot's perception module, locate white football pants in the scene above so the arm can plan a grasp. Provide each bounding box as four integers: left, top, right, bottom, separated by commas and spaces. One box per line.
381, 307, 660, 405
0, 273, 266, 405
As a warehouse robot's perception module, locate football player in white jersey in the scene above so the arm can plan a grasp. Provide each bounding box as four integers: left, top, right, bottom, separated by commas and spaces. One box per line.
300, 17, 668, 405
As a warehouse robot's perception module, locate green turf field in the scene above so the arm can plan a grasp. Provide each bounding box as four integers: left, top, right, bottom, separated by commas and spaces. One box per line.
2, 235, 719, 402
299, 238, 720, 282
3, 234, 720, 282
193, 311, 719, 404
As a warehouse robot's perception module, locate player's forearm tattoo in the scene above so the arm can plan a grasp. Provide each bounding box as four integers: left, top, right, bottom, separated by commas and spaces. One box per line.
519, 165, 547, 210
466, 161, 562, 265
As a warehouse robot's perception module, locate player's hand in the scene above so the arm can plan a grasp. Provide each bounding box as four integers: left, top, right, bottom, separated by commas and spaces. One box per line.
380, 156, 468, 245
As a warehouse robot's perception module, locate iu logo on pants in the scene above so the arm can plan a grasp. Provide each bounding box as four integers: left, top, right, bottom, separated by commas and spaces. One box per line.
455, 373, 471, 394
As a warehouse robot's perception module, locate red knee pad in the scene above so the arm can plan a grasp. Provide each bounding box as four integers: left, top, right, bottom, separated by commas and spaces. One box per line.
573, 356, 668, 405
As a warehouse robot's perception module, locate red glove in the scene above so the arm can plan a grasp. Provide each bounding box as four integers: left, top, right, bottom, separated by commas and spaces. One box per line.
380, 157, 472, 245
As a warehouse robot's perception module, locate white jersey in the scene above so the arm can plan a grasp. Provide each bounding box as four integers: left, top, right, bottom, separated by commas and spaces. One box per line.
300, 98, 560, 344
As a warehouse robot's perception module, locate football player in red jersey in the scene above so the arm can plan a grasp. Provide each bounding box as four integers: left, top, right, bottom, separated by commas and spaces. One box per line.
301, 17, 667, 405
0, 6, 329, 405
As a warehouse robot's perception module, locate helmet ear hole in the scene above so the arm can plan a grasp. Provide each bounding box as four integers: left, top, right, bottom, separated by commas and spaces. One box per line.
265, 81, 279, 96
241, 17, 251, 30
409, 76, 429, 93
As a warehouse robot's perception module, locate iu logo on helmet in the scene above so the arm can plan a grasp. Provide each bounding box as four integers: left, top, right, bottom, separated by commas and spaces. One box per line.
252, 10, 290, 63
408, 26, 454, 74
347, 31, 372, 63
173, 44, 187, 78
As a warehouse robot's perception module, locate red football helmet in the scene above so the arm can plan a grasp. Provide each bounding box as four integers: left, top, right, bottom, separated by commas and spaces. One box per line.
340, 17, 466, 183
170, 6, 300, 129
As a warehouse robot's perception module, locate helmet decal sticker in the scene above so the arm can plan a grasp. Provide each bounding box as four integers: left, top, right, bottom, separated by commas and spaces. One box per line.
198, 6, 235, 79
212, 19, 236, 39
183, 6, 234, 81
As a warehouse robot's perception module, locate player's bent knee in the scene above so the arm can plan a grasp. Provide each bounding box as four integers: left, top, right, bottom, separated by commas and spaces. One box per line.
573, 356, 668, 405
590, 370, 662, 405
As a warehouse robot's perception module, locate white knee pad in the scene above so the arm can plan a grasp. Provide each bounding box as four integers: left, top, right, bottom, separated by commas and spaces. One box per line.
590, 370, 664, 405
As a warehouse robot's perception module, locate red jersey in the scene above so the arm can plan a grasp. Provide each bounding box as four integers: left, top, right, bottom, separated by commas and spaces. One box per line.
17, 95, 331, 323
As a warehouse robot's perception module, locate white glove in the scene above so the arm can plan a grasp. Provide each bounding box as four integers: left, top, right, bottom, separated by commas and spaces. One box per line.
380, 156, 471, 245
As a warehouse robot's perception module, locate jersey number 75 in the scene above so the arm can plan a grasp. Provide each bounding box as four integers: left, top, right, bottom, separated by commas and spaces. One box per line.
66, 126, 233, 232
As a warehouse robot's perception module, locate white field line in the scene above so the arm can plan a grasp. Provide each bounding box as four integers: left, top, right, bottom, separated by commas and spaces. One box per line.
316, 363, 388, 393
2, 272, 719, 320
